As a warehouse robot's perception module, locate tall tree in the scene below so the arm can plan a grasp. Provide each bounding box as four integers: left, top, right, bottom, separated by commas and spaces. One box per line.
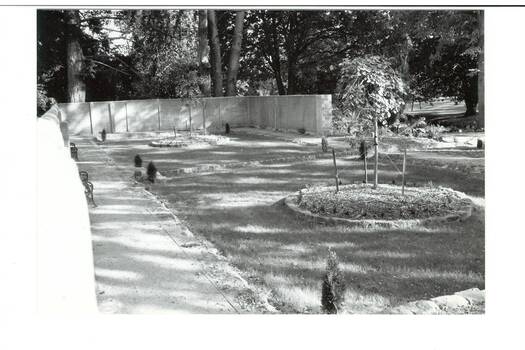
207, 10, 223, 96
66, 10, 86, 102
197, 10, 210, 96
225, 11, 245, 96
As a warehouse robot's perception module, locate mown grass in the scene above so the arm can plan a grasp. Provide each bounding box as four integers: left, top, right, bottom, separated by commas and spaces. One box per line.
104, 135, 485, 313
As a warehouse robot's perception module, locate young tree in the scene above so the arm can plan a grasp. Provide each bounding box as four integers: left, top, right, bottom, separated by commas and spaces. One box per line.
336, 55, 407, 188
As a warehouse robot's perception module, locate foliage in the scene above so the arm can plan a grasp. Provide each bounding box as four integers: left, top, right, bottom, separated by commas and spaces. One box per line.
321, 248, 346, 314
147, 161, 157, 183
134, 154, 142, 167
37, 9, 482, 118
336, 55, 407, 134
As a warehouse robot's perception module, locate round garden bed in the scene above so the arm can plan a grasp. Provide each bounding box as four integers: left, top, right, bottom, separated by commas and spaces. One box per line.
149, 134, 230, 147
284, 184, 473, 228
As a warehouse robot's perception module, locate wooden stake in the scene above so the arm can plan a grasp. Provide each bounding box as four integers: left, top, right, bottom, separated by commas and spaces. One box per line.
364, 147, 368, 184
189, 103, 192, 137
88, 102, 93, 135
402, 148, 407, 195
125, 102, 129, 132
157, 98, 161, 130
332, 148, 339, 193
203, 100, 207, 135
373, 116, 379, 189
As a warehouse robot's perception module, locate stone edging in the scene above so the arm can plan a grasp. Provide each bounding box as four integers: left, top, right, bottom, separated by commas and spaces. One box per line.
384, 288, 485, 314
282, 190, 473, 229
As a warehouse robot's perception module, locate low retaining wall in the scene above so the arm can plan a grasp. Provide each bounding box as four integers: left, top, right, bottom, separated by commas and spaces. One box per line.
58, 94, 333, 136
37, 105, 97, 314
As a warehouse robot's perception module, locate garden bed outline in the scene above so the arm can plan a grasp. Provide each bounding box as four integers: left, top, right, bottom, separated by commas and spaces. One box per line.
283, 187, 474, 229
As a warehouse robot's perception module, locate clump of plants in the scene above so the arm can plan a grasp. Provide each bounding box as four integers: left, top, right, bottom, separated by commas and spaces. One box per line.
146, 161, 157, 183
321, 248, 346, 314
134, 154, 142, 167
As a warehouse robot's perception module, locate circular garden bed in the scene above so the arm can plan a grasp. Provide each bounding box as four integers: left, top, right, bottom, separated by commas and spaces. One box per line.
285, 184, 473, 228
149, 134, 229, 147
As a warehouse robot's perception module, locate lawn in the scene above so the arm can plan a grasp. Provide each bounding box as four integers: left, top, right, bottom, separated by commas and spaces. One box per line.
101, 131, 485, 313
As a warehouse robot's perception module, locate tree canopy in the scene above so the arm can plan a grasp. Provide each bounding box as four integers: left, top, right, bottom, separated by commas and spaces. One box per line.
37, 9, 483, 118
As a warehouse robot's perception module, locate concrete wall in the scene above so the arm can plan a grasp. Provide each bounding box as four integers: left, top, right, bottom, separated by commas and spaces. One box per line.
37, 105, 97, 314
58, 94, 332, 136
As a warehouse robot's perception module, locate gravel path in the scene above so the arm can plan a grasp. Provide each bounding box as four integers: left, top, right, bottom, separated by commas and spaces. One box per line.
72, 136, 276, 314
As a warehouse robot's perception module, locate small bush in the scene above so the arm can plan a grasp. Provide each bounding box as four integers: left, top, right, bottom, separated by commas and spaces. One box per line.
146, 161, 157, 183
321, 137, 328, 152
134, 155, 142, 168
321, 248, 346, 314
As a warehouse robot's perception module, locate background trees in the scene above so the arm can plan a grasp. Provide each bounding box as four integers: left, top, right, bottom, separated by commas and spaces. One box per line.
37, 9, 483, 120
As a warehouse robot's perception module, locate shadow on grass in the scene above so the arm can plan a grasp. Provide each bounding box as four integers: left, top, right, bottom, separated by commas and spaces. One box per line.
101, 132, 485, 313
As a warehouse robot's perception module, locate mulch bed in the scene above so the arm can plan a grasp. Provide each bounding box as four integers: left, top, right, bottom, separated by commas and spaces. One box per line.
149, 134, 230, 147
298, 184, 472, 220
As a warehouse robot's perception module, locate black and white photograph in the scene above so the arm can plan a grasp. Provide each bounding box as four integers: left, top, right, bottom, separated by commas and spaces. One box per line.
2, 2, 525, 349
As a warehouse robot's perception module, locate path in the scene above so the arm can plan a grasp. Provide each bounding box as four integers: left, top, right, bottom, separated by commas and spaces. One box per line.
71, 136, 276, 314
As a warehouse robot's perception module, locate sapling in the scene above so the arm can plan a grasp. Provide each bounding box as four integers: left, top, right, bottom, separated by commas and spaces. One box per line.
321, 248, 346, 314
146, 161, 157, 183
134, 154, 142, 168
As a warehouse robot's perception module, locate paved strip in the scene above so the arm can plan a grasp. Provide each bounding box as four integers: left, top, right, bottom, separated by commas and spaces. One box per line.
71, 136, 244, 314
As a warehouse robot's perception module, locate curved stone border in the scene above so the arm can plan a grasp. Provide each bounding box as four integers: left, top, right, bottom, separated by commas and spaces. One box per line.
383, 288, 485, 314
283, 189, 473, 229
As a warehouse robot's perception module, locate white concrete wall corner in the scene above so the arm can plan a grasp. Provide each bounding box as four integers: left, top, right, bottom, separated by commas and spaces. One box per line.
36, 114, 97, 314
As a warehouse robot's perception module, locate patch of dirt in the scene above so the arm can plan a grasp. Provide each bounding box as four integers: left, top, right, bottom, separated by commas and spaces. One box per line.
149, 134, 230, 147
298, 184, 472, 220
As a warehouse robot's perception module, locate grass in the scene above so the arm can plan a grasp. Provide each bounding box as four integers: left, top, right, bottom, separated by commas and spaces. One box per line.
102, 131, 485, 314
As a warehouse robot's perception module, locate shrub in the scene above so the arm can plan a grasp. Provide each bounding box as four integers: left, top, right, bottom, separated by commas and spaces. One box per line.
321, 137, 328, 152
321, 248, 346, 314
134, 155, 142, 168
146, 161, 157, 183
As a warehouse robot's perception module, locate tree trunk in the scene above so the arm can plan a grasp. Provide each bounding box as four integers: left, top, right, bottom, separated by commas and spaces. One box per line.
286, 13, 299, 95
207, 10, 223, 97
197, 10, 210, 96
287, 55, 298, 95
66, 10, 86, 103
477, 10, 485, 128
225, 11, 245, 96
270, 15, 286, 95
463, 73, 478, 117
